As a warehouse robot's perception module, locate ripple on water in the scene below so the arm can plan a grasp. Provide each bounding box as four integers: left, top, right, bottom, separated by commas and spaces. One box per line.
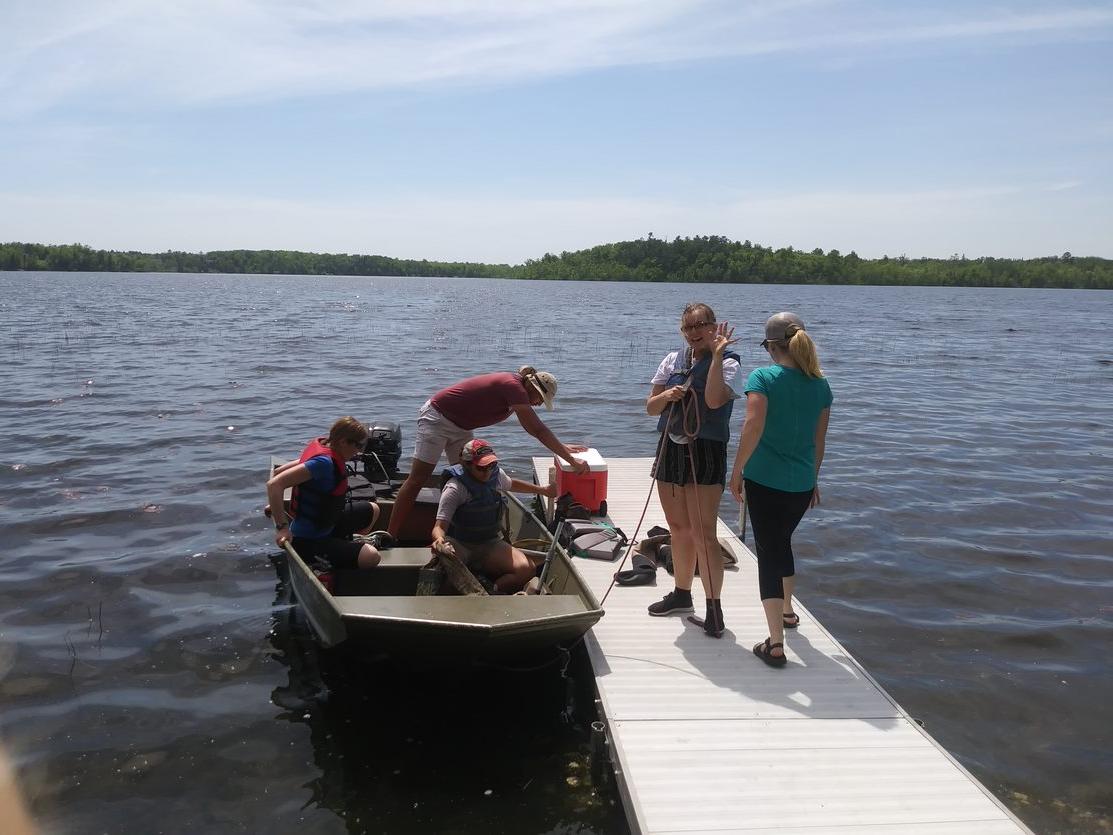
1, 275, 1110, 834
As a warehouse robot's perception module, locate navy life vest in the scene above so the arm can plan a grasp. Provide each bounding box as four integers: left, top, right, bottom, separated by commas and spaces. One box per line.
291, 438, 349, 534
442, 463, 507, 543
655, 347, 741, 444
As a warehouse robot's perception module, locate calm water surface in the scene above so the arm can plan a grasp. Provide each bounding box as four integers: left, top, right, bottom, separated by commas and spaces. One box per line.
0, 273, 1110, 834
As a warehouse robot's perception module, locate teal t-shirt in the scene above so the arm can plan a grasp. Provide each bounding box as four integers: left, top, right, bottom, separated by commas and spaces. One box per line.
743, 364, 833, 493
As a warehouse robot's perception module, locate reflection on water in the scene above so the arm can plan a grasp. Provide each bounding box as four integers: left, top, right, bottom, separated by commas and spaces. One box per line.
0, 272, 1110, 833
267, 557, 627, 835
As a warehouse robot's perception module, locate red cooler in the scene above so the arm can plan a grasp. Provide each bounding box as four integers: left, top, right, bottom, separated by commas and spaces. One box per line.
555, 448, 608, 515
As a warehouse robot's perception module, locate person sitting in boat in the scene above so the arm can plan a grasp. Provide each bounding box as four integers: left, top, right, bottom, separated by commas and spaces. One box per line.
432, 439, 557, 594
266, 416, 382, 571
383, 366, 588, 547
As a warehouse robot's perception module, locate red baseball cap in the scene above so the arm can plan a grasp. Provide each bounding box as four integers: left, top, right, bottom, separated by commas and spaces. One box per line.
461, 439, 498, 467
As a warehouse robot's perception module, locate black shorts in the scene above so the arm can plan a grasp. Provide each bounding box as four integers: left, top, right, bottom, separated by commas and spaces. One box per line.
651, 436, 727, 487
292, 501, 374, 571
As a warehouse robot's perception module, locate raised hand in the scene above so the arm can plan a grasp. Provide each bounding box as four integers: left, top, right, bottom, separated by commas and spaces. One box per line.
712, 322, 738, 356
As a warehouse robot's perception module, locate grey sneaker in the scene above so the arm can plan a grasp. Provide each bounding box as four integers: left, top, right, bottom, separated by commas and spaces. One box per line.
360, 531, 395, 550
648, 590, 694, 617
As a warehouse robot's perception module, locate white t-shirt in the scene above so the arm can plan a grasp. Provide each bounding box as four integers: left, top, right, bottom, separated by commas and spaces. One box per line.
651, 350, 742, 390
652, 351, 742, 443
436, 469, 512, 522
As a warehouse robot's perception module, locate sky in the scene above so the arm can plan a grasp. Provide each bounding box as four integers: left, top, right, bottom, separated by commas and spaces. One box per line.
1, 0, 1111, 263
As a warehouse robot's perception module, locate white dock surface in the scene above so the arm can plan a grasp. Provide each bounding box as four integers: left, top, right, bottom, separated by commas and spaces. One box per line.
534, 457, 1030, 835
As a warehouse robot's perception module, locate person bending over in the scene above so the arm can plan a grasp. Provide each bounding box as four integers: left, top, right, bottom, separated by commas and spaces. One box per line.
385, 366, 587, 546
267, 416, 382, 571
431, 439, 556, 594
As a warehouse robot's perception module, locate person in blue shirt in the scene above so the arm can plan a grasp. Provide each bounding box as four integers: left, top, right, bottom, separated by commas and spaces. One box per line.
267, 416, 382, 572
729, 313, 832, 667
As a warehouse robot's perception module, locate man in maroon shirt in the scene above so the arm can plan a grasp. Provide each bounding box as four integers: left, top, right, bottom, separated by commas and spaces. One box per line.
382, 366, 588, 545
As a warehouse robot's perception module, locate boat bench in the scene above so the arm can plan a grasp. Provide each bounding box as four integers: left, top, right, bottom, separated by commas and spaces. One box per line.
377, 546, 435, 568
337, 594, 590, 623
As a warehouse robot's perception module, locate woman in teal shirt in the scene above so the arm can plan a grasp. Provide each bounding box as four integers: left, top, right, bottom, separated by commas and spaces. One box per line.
728, 312, 832, 667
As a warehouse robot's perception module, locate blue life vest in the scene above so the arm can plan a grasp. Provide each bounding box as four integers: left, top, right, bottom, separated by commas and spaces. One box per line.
442, 463, 507, 543
655, 347, 740, 443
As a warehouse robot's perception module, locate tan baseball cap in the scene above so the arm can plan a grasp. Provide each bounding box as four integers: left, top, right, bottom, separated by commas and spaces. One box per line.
762, 312, 806, 347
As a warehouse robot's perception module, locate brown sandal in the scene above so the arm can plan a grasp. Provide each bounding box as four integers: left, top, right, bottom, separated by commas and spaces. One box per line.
782, 612, 800, 628
753, 638, 787, 667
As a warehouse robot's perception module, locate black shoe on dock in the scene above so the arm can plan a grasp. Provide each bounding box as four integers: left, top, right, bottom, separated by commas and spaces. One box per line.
648, 589, 694, 616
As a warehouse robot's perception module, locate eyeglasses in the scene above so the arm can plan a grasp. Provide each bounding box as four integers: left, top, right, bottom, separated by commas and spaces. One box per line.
472, 462, 495, 472
681, 321, 714, 333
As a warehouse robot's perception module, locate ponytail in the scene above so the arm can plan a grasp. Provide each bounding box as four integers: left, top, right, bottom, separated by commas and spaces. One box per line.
787, 331, 823, 379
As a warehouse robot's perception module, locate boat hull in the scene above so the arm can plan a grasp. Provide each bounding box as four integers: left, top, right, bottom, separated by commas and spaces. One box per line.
272, 459, 604, 660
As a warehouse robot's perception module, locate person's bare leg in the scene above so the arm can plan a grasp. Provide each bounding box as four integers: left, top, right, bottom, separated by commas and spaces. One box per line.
761, 596, 786, 656
482, 541, 534, 593
386, 458, 436, 539
686, 483, 724, 600
357, 544, 381, 569
783, 575, 797, 621
657, 481, 695, 589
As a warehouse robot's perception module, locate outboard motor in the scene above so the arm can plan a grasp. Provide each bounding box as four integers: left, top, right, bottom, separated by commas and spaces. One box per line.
361, 422, 402, 483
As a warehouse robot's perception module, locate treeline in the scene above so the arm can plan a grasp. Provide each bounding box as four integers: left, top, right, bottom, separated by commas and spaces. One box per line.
517, 235, 1112, 289
0, 242, 514, 279
3, 236, 1110, 288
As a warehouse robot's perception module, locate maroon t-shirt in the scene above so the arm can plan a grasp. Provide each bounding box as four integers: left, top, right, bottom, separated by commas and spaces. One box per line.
429, 372, 531, 430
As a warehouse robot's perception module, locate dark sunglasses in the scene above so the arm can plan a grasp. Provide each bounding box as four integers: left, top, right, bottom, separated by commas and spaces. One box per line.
472, 462, 496, 471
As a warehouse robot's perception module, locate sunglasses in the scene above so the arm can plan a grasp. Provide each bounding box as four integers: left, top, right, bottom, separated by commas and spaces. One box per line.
472, 462, 496, 471
681, 320, 714, 333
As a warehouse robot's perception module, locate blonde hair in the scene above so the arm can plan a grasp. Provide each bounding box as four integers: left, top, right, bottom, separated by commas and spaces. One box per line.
786, 330, 823, 379
327, 416, 369, 446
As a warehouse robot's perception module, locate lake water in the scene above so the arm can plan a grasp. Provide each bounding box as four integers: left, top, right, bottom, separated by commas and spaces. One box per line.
0, 272, 1110, 834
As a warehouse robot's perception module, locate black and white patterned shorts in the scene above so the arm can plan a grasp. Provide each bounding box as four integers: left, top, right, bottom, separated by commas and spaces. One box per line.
651, 436, 727, 487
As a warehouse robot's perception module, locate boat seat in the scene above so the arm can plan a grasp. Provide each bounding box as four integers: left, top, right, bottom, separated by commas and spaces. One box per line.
376, 546, 435, 568
337, 594, 589, 625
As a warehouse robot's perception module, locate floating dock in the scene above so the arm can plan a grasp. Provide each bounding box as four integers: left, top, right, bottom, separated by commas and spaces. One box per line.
534, 457, 1031, 835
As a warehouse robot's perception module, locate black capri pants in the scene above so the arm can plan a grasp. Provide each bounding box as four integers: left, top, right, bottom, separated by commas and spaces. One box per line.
744, 479, 814, 600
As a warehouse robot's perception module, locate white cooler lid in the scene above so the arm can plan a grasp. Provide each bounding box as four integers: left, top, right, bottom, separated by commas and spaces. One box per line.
556, 448, 607, 472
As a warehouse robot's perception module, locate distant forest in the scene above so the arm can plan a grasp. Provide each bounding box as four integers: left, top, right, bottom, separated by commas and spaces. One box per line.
2, 237, 1110, 289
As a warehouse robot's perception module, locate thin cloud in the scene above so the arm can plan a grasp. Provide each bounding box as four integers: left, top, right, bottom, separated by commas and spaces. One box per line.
2, 1, 1111, 115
